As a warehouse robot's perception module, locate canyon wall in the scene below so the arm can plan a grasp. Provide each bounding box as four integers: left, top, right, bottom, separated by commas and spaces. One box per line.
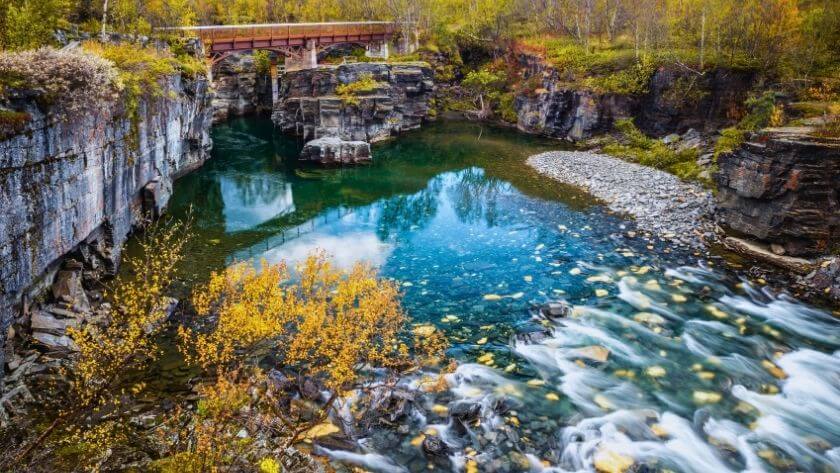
0, 73, 213, 379
272, 62, 434, 144
211, 53, 272, 123
513, 53, 757, 140
716, 129, 840, 256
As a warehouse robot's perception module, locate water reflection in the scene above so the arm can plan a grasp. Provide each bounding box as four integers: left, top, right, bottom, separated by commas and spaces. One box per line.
219, 174, 295, 232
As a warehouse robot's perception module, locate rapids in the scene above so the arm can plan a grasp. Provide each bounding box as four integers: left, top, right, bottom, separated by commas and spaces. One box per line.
163, 117, 839, 472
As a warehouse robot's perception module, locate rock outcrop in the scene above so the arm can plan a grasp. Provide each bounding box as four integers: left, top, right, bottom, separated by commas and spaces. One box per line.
211, 52, 273, 123
300, 137, 371, 164
0, 72, 213, 383
272, 62, 434, 147
715, 128, 840, 256
513, 53, 756, 140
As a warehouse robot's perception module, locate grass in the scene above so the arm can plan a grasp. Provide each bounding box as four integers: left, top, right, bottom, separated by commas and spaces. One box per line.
603, 118, 703, 182
336, 73, 385, 106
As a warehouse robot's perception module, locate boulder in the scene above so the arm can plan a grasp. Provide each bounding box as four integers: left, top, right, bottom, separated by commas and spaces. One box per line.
300, 137, 371, 165
51, 269, 90, 312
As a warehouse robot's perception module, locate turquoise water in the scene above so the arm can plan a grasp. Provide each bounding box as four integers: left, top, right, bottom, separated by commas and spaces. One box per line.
167, 118, 840, 473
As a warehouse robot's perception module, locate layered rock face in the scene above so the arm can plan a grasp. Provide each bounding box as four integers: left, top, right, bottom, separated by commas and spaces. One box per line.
513, 54, 756, 140
211, 53, 272, 123
715, 129, 840, 256
272, 62, 434, 150
516, 89, 634, 141
0, 73, 213, 379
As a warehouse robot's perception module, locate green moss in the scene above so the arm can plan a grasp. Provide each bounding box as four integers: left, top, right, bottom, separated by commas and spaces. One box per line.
336, 73, 385, 106
714, 127, 747, 159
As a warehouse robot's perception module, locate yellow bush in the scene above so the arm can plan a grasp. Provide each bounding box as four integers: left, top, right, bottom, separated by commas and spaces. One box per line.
181, 252, 410, 391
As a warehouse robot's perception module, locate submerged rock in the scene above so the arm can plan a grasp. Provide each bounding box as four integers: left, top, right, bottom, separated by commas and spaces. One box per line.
421, 434, 451, 457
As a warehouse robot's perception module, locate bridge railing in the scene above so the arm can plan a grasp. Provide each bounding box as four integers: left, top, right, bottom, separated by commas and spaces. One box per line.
158, 22, 397, 43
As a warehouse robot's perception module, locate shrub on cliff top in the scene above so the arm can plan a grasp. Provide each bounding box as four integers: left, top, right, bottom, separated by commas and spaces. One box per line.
336, 73, 385, 106
0, 47, 117, 118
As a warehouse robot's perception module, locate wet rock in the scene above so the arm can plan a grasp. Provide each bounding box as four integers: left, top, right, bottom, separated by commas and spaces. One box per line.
449, 401, 482, 422
421, 434, 451, 457
539, 301, 571, 319
515, 329, 553, 345
367, 388, 414, 424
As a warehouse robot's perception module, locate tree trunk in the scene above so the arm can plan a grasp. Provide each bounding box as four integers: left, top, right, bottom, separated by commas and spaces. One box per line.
100, 0, 109, 42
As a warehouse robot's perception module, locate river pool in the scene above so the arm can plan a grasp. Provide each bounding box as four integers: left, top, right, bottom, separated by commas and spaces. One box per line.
164, 117, 840, 473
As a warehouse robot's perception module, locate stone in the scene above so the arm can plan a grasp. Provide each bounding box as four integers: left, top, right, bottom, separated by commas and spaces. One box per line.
32, 332, 77, 351
723, 237, 815, 274
30, 310, 80, 335
450, 402, 482, 422
572, 346, 610, 363
770, 243, 786, 255
662, 133, 681, 145
540, 301, 571, 319
594, 448, 634, 473
300, 137, 371, 165
51, 269, 90, 312
421, 434, 451, 457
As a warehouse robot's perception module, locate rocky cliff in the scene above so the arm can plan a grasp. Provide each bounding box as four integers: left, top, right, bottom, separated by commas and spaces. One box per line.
0, 73, 213, 380
272, 62, 434, 146
211, 53, 272, 123
513, 54, 756, 140
715, 128, 840, 256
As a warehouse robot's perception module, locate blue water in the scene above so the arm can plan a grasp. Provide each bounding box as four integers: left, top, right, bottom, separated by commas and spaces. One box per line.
166, 117, 840, 473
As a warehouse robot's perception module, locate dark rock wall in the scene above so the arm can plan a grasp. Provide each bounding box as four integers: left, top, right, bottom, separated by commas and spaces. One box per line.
716, 131, 840, 256
0, 74, 213, 382
272, 62, 434, 143
513, 53, 757, 140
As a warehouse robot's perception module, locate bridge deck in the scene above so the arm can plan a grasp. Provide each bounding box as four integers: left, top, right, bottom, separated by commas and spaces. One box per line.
162, 22, 397, 54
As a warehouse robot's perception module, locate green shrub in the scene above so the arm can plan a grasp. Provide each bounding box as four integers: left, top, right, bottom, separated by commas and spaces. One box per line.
714, 127, 747, 158
604, 118, 702, 182
253, 50, 270, 75
336, 73, 385, 106
583, 54, 657, 95
498, 92, 518, 123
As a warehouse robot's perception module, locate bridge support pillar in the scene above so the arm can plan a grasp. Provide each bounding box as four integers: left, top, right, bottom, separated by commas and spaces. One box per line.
365, 41, 389, 60
284, 40, 319, 71
270, 63, 279, 105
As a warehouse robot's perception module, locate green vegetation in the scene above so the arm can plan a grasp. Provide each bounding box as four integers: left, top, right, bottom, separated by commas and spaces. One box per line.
253, 49, 270, 75
604, 119, 703, 182
713, 91, 786, 158
336, 73, 385, 106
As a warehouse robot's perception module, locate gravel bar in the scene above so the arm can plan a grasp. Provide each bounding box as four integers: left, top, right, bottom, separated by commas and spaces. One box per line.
528, 151, 716, 248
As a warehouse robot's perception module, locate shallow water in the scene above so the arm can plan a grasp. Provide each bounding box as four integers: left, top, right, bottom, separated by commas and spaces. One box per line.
166, 117, 839, 473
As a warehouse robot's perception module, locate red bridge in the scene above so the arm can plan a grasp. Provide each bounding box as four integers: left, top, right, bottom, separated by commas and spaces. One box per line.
162, 22, 398, 71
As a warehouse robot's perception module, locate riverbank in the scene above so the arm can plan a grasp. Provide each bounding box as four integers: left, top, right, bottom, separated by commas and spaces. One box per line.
527, 151, 716, 249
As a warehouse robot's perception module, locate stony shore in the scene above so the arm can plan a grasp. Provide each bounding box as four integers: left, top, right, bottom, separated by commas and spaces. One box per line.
527, 151, 716, 248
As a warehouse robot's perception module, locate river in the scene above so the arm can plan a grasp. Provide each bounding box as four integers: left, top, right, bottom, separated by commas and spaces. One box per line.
163, 117, 840, 473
